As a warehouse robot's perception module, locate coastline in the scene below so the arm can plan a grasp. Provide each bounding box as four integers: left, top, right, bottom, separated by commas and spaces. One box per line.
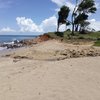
0, 0, 99, 99
0, 37, 100, 100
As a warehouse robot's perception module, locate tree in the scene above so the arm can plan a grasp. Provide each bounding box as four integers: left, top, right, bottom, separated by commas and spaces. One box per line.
79, 0, 96, 32
74, 13, 88, 31
71, 0, 97, 34
71, 0, 79, 35
78, 0, 97, 14
57, 5, 70, 32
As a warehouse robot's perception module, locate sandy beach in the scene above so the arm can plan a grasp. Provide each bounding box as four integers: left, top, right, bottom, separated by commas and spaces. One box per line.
0, 39, 100, 100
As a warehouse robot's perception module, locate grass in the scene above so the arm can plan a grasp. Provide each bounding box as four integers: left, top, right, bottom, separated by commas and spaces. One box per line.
94, 40, 100, 46
47, 32, 64, 39
47, 31, 71, 39
76, 32, 100, 40
47, 31, 100, 46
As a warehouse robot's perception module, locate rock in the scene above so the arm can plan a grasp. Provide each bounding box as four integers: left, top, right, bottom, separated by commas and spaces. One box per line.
6, 44, 23, 49
34, 34, 51, 43
56, 47, 100, 60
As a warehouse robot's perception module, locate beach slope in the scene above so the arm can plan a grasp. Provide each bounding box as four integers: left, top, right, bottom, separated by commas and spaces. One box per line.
0, 40, 100, 100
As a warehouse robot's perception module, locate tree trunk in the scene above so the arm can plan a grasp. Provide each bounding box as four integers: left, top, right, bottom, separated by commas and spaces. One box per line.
75, 24, 79, 31
71, 14, 74, 35
57, 21, 59, 32
71, 0, 78, 35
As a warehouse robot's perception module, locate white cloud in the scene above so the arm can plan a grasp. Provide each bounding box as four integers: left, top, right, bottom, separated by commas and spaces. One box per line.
51, 0, 66, 7
40, 16, 57, 32
40, 15, 66, 32
0, 0, 99, 35
65, 2, 75, 12
51, 0, 75, 12
16, 17, 43, 32
0, 27, 16, 32
52, 0, 99, 13
88, 19, 100, 31
95, 2, 100, 9
16, 16, 66, 33
51, 0, 100, 11
59, 24, 67, 31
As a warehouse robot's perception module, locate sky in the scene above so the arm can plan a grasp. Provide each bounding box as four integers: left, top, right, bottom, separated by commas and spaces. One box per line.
0, 0, 100, 35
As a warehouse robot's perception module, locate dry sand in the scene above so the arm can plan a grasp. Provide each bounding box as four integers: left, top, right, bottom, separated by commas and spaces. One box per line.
0, 39, 100, 100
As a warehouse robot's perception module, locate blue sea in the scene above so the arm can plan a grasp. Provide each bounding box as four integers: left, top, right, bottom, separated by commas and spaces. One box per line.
0, 35, 37, 43
0, 35, 37, 51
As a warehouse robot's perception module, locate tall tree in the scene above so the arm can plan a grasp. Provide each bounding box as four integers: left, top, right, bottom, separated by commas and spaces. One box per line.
78, 0, 96, 32
71, 0, 97, 34
71, 0, 79, 35
74, 13, 88, 31
78, 0, 97, 14
80, 21, 90, 32
57, 5, 70, 32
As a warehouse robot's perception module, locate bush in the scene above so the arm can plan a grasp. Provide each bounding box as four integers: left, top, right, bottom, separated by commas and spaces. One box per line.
94, 40, 100, 46
55, 32, 64, 37
78, 36, 85, 39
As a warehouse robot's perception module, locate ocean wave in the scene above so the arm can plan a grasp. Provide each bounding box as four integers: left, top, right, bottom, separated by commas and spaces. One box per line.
0, 47, 7, 51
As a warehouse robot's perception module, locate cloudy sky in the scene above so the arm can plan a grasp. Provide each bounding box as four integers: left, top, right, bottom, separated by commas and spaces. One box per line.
0, 0, 100, 35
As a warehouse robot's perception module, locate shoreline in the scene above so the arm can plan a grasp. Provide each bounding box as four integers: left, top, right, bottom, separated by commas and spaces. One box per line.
0, 34, 51, 57
1, 39, 100, 60
0, 39, 100, 100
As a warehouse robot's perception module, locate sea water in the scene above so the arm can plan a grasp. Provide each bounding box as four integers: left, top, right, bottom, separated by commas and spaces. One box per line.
0, 35, 37, 51
0, 35, 37, 43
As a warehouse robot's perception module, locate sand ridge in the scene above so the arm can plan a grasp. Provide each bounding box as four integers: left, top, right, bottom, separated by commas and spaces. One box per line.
7, 39, 100, 61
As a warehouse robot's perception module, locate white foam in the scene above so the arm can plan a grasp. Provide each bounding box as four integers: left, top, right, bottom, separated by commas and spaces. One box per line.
0, 47, 7, 51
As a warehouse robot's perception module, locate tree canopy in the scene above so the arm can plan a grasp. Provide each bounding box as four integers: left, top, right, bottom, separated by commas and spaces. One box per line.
57, 0, 97, 34
57, 5, 70, 32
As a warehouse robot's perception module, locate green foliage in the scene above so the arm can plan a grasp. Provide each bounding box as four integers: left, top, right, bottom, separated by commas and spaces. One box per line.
94, 40, 100, 46
78, 0, 97, 13
57, 5, 70, 32
78, 32, 100, 40
47, 32, 63, 39
47, 31, 100, 41
58, 5, 70, 22
55, 32, 64, 37
74, 13, 88, 24
89, 7, 97, 13
78, 36, 85, 39
56, 0, 97, 36
72, 0, 97, 33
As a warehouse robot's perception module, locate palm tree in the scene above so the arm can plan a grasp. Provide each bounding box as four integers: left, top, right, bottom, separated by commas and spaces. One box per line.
57, 5, 70, 32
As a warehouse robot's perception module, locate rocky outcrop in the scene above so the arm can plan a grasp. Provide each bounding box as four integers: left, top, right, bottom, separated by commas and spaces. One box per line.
0, 34, 51, 49
34, 34, 51, 43
55, 47, 100, 60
